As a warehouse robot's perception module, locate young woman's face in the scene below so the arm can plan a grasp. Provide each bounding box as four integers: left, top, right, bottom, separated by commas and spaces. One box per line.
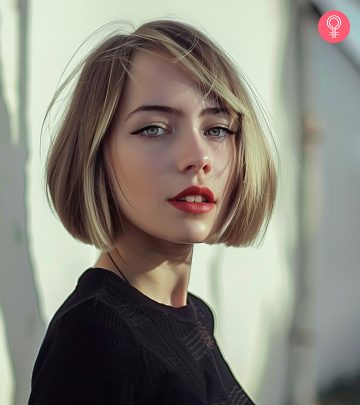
107, 48, 238, 245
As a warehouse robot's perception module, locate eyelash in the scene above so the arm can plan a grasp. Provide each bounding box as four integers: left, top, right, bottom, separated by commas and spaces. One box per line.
131, 123, 237, 140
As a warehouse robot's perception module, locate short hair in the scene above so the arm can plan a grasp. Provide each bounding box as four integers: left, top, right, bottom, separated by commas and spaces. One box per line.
44, 19, 277, 251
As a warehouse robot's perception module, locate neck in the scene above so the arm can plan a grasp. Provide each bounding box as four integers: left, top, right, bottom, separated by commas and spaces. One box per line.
94, 224, 194, 308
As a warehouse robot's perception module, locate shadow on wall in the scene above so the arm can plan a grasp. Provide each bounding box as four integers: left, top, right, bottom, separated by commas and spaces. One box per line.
0, 3, 46, 405
317, 368, 360, 405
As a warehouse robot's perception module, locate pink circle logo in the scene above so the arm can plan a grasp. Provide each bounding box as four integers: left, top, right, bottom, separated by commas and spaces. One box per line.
318, 10, 350, 43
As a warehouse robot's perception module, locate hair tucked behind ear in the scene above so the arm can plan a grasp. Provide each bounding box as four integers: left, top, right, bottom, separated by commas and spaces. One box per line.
44, 18, 277, 250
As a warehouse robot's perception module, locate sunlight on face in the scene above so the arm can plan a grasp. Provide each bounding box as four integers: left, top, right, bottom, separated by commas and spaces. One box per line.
106, 48, 238, 245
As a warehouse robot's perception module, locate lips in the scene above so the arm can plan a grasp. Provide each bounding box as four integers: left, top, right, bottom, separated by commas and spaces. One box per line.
169, 186, 215, 203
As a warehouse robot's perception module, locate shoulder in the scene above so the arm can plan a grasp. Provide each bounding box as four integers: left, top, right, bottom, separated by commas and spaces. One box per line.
40, 296, 137, 364
188, 292, 216, 333
47, 295, 138, 350
30, 296, 145, 404
48, 269, 148, 335
31, 296, 140, 391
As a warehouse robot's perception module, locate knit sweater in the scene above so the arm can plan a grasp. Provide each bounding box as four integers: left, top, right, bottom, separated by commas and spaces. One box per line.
28, 267, 255, 404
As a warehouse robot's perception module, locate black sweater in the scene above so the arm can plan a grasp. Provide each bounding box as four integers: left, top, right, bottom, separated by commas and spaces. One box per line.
28, 267, 255, 404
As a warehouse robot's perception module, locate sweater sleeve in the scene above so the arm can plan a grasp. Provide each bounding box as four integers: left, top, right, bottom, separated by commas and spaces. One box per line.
28, 298, 140, 405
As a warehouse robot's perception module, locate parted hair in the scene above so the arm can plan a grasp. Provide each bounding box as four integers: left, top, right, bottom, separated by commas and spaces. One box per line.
44, 18, 277, 250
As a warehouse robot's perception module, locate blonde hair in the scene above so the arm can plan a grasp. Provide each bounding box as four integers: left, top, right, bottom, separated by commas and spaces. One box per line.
44, 19, 277, 250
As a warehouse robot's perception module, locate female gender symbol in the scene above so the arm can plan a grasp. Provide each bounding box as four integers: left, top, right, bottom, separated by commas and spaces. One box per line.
318, 10, 350, 43
327, 15, 341, 38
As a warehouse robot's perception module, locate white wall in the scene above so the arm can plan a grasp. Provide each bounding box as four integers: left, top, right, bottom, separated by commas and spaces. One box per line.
304, 0, 360, 391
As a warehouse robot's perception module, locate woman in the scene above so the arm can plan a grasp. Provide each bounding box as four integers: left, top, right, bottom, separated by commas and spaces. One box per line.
29, 19, 276, 404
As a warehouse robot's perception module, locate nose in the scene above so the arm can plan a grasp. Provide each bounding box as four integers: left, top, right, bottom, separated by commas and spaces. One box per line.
176, 128, 212, 175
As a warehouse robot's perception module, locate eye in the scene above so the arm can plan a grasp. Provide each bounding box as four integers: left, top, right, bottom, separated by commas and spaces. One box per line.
130, 123, 237, 140
205, 126, 236, 139
130, 124, 168, 139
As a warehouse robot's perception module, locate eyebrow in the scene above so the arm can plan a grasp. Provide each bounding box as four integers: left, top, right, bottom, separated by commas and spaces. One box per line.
125, 104, 230, 121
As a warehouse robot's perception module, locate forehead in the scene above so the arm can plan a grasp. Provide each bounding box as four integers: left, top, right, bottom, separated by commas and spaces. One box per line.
129, 48, 196, 86
121, 49, 218, 109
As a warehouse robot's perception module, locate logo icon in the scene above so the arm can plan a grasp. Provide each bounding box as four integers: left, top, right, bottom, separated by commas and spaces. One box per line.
318, 10, 350, 43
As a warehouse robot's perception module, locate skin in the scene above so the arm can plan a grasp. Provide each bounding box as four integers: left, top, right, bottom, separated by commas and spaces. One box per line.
94, 48, 238, 307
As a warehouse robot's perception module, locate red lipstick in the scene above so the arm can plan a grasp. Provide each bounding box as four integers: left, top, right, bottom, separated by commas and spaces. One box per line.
168, 186, 216, 214
169, 186, 215, 203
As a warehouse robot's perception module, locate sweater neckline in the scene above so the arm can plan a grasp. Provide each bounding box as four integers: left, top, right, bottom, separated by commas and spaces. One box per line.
78, 267, 198, 324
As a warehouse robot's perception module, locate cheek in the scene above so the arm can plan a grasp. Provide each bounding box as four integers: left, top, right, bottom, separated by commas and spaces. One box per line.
116, 137, 161, 168
215, 148, 234, 181
216, 147, 236, 202
114, 145, 162, 197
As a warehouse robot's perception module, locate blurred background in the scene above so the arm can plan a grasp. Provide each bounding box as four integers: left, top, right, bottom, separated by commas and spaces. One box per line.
0, 0, 359, 404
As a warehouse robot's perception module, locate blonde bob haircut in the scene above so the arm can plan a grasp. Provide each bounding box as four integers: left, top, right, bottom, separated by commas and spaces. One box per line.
44, 19, 277, 251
